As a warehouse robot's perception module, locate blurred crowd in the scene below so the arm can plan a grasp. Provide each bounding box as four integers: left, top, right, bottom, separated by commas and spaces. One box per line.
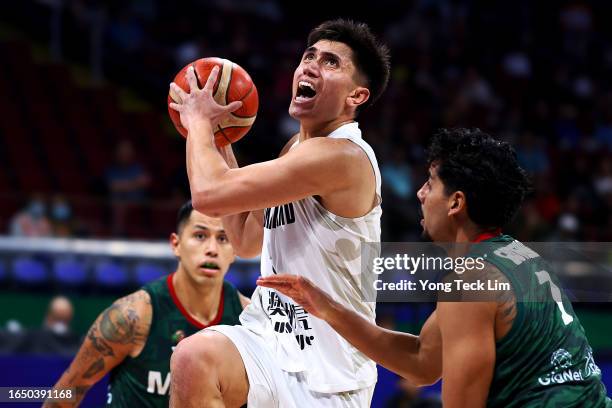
2, 0, 612, 242
0, 296, 80, 355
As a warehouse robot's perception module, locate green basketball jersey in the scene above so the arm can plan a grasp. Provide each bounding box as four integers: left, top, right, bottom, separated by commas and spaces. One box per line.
472, 235, 611, 407
106, 273, 243, 408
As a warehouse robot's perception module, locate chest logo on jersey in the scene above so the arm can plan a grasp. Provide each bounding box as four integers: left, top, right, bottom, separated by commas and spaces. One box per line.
264, 203, 296, 229
170, 330, 186, 352
147, 371, 171, 395
537, 347, 602, 386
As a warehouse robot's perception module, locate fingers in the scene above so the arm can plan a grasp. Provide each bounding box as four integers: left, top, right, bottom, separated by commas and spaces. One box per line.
204, 65, 220, 93
169, 82, 186, 103
225, 100, 243, 113
256, 279, 293, 290
257, 275, 301, 285
168, 102, 183, 112
186, 65, 199, 92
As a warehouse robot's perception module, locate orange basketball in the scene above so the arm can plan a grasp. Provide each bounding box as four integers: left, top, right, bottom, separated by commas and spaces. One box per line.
168, 57, 258, 146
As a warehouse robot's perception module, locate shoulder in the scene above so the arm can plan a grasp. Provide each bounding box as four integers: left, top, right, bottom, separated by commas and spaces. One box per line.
114, 289, 152, 308
223, 280, 245, 302
238, 291, 251, 309
221, 281, 249, 308
103, 290, 153, 339
279, 133, 300, 157
287, 137, 370, 170
438, 261, 510, 305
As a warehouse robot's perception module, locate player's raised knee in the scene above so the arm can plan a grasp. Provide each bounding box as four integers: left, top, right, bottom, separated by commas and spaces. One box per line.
171, 331, 222, 376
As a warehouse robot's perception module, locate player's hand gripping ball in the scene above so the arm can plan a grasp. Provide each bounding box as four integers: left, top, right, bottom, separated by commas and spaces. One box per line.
168, 57, 258, 147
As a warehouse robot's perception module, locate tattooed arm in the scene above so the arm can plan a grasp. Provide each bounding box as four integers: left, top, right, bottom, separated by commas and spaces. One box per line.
43, 290, 152, 407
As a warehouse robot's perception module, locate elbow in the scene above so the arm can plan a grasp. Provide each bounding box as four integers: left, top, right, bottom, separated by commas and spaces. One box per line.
235, 247, 262, 259
412, 373, 441, 387
399, 366, 441, 387
228, 236, 262, 259
191, 190, 229, 218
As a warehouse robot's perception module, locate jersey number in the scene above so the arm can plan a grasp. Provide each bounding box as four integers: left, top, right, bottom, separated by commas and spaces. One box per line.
535, 270, 574, 325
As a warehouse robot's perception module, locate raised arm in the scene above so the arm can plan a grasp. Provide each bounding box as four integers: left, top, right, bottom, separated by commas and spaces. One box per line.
43, 291, 151, 407
170, 66, 370, 218
187, 128, 360, 216
257, 275, 442, 385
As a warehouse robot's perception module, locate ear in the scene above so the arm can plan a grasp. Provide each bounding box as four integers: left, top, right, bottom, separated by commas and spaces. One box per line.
447, 191, 466, 217
346, 86, 370, 109
170, 232, 180, 257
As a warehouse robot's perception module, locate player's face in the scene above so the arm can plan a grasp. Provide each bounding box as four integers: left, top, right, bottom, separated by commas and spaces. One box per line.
289, 40, 365, 122
417, 164, 454, 242
171, 211, 235, 285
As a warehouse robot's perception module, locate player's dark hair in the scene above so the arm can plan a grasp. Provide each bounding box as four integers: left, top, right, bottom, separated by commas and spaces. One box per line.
427, 128, 532, 229
176, 200, 194, 233
307, 19, 390, 114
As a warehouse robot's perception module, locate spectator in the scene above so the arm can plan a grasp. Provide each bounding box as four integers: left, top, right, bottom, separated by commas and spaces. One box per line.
16, 296, 80, 355
105, 139, 151, 201
105, 139, 151, 235
516, 132, 550, 176
43, 296, 75, 336
49, 195, 77, 237
9, 195, 53, 237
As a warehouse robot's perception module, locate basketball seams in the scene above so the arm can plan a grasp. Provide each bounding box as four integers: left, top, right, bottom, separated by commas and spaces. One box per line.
215, 126, 233, 145
191, 63, 203, 89
231, 84, 258, 118
225, 63, 233, 105
217, 124, 255, 131
169, 57, 258, 144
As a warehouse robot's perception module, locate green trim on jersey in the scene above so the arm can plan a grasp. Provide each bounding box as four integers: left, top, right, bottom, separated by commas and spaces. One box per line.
106, 274, 243, 408
471, 235, 611, 408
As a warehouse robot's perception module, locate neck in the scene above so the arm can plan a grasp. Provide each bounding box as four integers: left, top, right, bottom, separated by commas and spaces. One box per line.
299, 117, 355, 141
454, 224, 501, 243
172, 268, 223, 325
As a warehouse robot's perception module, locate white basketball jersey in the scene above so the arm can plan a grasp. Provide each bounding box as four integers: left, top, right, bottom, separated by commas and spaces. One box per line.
239, 122, 382, 394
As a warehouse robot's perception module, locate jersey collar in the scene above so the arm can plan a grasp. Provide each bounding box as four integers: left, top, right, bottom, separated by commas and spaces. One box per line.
167, 273, 225, 330
472, 228, 502, 243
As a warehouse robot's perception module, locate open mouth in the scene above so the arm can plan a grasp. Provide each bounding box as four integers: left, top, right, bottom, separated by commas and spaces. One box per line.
295, 81, 317, 100
200, 262, 220, 270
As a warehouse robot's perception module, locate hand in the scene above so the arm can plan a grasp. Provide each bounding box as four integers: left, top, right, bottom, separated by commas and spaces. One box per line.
256, 275, 336, 320
169, 65, 242, 133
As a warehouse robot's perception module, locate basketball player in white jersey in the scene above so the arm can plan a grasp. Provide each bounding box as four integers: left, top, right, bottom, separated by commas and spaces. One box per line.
168, 19, 390, 407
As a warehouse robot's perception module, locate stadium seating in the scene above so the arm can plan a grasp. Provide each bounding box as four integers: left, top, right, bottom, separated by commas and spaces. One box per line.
0, 261, 6, 282
53, 259, 88, 287
94, 261, 129, 289
134, 262, 166, 286
12, 257, 48, 285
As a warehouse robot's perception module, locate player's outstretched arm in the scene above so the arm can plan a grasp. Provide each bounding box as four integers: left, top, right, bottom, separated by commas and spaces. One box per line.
43, 291, 152, 408
257, 275, 442, 386
436, 301, 496, 408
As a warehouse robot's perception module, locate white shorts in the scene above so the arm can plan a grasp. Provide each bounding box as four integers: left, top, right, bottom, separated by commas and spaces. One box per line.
206, 324, 374, 408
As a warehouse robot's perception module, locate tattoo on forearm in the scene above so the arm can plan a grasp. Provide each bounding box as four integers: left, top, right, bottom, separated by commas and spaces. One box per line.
75, 386, 89, 400
83, 358, 105, 379
50, 290, 151, 406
